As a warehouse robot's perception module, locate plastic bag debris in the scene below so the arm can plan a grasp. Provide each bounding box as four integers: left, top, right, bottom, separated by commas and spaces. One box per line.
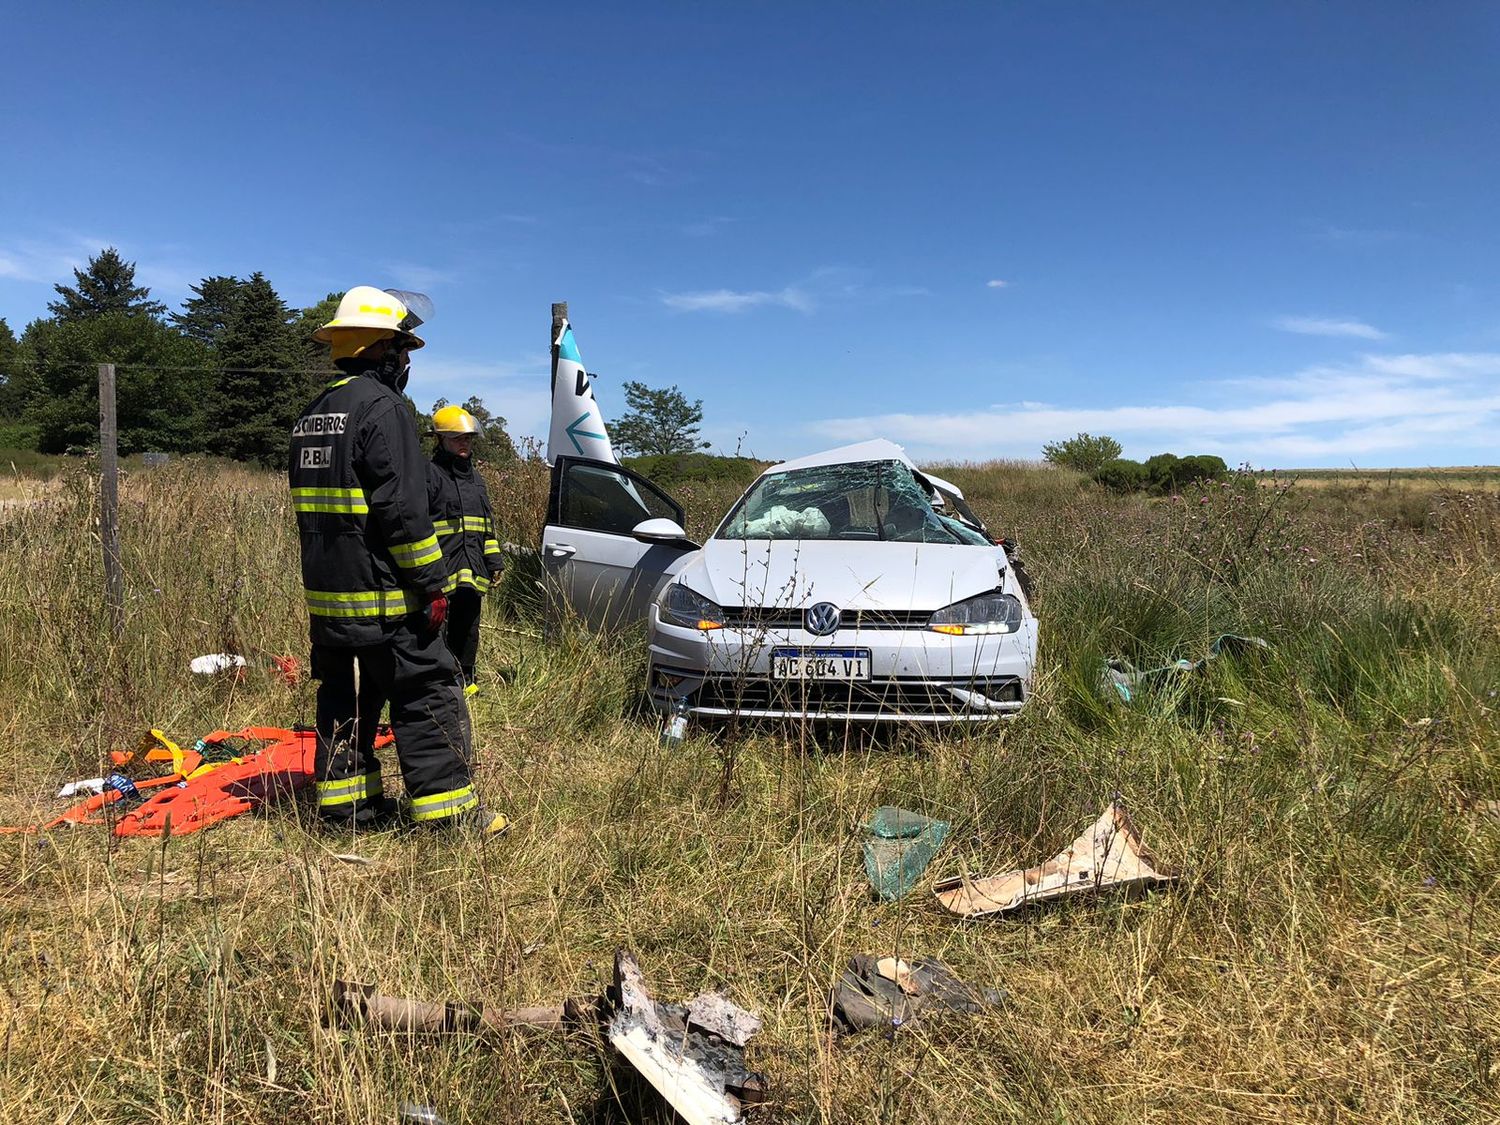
270, 655, 302, 685
56, 777, 106, 798
190, 653, 248, 675
1102, 634, 1269, 703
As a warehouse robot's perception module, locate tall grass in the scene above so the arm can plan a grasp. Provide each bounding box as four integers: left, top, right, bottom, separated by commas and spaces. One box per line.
0, 458, 1495, 1122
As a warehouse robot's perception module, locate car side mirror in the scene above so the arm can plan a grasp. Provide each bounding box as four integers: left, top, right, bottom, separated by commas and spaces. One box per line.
632, 517, 688, 543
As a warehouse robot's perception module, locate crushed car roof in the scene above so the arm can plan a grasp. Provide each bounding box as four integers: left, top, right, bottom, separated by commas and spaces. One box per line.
766, 439, 916, 475
765, 440, 966, 500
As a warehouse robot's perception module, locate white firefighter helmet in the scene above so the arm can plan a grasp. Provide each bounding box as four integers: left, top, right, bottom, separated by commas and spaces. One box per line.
314, 286, 429, 349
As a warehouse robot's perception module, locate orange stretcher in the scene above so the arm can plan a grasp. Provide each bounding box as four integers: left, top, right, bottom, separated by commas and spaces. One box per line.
2, 725, 394, 838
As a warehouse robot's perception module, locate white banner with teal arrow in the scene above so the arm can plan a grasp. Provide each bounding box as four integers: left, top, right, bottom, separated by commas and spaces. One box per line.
547, 317, 617, 465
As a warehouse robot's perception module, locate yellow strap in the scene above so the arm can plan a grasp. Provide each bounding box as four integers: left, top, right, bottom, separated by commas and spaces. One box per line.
143, 728, 188, 776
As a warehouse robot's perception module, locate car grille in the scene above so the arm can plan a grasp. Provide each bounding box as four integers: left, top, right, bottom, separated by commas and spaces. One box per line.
689, 674, 1024, 716
719, 607, 933, 631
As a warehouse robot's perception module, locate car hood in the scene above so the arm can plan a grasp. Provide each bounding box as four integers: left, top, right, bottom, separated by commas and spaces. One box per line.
681, 538, 1011, 612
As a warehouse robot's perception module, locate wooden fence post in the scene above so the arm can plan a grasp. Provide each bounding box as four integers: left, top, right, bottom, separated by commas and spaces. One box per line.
98, 363, 123, 637
550, 301, 567, 395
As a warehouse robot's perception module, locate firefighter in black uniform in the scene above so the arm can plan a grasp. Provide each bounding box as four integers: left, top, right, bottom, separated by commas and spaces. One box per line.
427, 405, 505, 696
289, 286, 509, 836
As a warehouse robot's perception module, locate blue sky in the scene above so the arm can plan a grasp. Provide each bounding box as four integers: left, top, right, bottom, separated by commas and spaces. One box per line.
3, 3, 1498, 467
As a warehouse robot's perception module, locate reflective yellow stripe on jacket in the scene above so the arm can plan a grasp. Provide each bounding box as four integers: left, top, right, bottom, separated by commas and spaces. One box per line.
304, 588, 417, 618
389, 533, 443, 569
434, 516, 491, 537
441, 568, 493, 594
292, 486, 368, 515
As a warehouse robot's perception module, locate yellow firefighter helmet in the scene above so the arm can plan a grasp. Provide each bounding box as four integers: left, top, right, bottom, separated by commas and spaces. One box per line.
433, 405, 480, 434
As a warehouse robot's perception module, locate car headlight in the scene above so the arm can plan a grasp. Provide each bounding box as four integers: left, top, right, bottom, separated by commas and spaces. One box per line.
928, 592, 1024, 636
658, 582, 725, 631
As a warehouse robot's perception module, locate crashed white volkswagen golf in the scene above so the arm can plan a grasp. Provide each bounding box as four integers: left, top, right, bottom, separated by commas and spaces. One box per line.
542, 439, 1037, 723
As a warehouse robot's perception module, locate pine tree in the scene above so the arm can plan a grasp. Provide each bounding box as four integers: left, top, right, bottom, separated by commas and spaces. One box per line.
20, 313, 209, 453
207, 272, 300, 465
0, 318, 19, 419
171, 275, 245, 347
47, 247, 166, 321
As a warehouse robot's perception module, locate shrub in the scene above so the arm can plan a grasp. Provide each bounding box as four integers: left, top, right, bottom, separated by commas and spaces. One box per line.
1144, 453, 1182, 493
1092, 457, 1147, 492
1178, 454, 1229, 488
623, 452, 765, 489
1042, 432, 1122, 474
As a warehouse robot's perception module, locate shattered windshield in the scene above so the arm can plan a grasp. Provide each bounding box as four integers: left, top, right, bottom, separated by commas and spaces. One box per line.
716, 460, 970, 543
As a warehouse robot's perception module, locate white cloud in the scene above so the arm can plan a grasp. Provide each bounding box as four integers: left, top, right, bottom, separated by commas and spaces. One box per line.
382, 262, 456, 290
660, 267, 926, 315
1361, 352, 1499, 379
661, 287, 814, 314
1273, 315, 1389, 340
681, 216, 736, 237
805, 351, 1500, 466
0, 235, 110, 283
986, 279, 1010, 289
1318, 224, 1404, 246
0, 235, 211, 314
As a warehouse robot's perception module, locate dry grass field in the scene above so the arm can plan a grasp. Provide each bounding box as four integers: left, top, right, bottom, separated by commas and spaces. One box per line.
0, 455, 1496, 1123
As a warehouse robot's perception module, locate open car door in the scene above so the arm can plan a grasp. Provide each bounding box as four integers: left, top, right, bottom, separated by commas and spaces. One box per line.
542, 457, 699, 631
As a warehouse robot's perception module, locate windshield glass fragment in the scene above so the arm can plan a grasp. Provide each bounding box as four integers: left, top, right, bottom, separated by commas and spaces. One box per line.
717, 460, 975, 544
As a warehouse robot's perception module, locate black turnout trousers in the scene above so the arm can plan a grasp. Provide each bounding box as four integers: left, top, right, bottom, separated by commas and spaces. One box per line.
311, 617, 476, 825
444, 589, 483, 684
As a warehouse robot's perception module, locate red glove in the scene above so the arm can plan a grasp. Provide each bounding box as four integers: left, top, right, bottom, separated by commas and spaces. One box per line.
422, 592, 448, 632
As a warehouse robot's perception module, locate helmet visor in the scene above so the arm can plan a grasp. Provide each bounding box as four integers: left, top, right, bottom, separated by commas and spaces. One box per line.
383, 289, 434, 332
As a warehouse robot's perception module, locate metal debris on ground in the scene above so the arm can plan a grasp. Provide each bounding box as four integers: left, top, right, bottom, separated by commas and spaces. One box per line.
829, 954, 999, 1035
331, 950, 766, 1124
331, 979, 580, 1034
607, 950, 766, 1125
862, 806, 950, 901
1102, 633, 1270, 703
934, 799, 1177, 918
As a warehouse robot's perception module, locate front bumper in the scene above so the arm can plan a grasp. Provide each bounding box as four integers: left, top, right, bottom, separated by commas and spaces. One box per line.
646, 608, 1037, 723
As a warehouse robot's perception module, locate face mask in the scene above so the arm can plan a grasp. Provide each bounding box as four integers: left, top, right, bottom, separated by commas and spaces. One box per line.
375, 351, 410, 392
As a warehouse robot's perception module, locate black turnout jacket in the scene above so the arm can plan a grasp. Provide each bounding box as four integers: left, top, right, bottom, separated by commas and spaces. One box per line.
427, 447, 504, 595
289, 373, 446, 645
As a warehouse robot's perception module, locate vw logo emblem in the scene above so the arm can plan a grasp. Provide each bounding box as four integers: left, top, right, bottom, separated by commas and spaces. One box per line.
805, 602, 842, 637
